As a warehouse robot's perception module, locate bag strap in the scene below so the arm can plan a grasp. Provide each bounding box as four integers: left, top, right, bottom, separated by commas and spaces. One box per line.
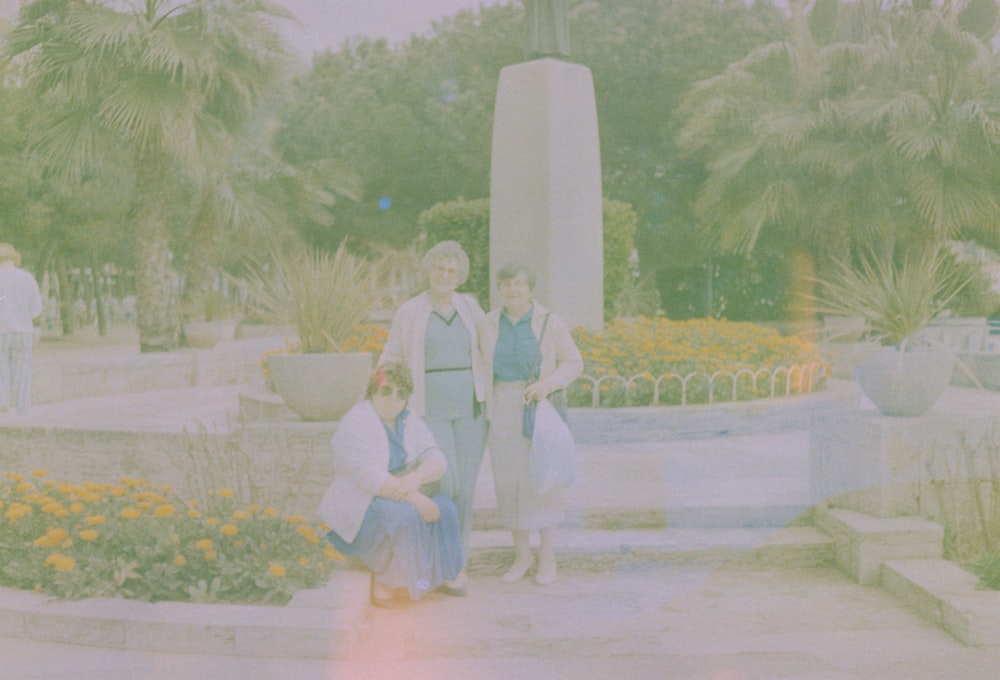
528, 313, 551, 383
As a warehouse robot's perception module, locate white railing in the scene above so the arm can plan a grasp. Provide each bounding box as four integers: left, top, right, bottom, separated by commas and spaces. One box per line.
569, 361, 829, 408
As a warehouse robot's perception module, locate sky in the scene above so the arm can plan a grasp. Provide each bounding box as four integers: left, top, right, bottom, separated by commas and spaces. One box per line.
276, 0, 512, 62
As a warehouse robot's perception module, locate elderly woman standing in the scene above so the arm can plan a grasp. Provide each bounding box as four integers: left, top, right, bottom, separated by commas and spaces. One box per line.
478, 263, 583, 585
379, 241, 488, 548
0, 243, 43, 415
318, 363, 466, 608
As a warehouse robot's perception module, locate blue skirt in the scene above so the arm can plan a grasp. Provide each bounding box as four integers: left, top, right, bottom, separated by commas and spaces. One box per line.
326, 494, 465, 600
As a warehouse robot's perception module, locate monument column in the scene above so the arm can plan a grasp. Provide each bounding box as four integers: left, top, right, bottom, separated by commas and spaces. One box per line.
489, 1, 603, 331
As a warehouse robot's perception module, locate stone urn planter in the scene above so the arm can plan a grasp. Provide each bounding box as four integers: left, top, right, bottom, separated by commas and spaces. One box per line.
267, 352, 373, 421
183, 321, 232, 348
855, 347, 954, 417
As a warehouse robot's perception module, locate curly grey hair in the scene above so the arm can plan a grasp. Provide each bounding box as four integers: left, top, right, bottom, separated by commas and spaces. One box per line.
421, 240, 470, 286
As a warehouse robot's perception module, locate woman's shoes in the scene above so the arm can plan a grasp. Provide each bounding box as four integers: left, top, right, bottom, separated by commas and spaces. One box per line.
439, 570, 468, 597
438, 582, 467, 597
370, 581, 396, 609
534, 556, 557, 586
500, 555, 534, 584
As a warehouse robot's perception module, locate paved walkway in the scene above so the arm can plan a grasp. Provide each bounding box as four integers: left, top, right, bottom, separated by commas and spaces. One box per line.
1, 328, 998, 678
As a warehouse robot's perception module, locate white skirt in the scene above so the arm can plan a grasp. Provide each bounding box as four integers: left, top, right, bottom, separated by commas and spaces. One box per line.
488, 381, 565, 531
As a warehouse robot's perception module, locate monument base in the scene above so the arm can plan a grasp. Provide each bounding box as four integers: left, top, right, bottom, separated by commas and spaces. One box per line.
490, 58, 603, 330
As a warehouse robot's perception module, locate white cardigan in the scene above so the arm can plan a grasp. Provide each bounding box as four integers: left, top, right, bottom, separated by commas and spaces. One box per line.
477, 301, 584, 421
379, 291, 487, 417
317, 401, 445, 543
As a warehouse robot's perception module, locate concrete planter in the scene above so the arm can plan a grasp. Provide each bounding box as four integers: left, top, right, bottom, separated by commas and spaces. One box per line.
182, 321, 232, 348
267, 352, 373, 421
855, 347, 954, 417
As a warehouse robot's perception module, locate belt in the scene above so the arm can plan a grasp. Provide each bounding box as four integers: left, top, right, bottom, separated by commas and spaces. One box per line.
425, 366, 473, 373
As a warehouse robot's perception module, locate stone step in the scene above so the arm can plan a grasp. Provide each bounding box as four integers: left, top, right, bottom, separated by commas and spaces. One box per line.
467, 526, 835, 574
473, 503, 814, 531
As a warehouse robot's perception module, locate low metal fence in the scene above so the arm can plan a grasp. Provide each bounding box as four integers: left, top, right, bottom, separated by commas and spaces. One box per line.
568, 361, 829, 408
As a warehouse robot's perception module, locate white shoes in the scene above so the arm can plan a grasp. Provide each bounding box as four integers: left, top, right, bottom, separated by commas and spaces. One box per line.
500, 555, 534, 584
534, 555, 557, 585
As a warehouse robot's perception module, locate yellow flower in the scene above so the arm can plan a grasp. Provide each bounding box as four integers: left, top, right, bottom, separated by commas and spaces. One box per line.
187, 509, 201, 519
173, 554, 187, 566
323, 545, 344, 561
220, 524, 239, 537
232, 510, 250, 520
41, 502, 64, 514
44, 553, 75, 572
206, 517, 218, 526
283, 515, 306, 524
203, 550, 217, 561
136, 501, 154, 510
195, 539, 214, 551
16, 482, 34, 493
31, 469, 48, 477
215, 488, 235, 498
298, 557, 310, 567
153, 504, 176, 518
121, 508, 142, 519
86, 514, 107, 526
262, 507, 279, 518
5, 503, 32, 520
79, 530, 98, 541
4, 472, 24, 482
268, 564, 286, 577
69, 502, 85, 513
34, 528, 68, 547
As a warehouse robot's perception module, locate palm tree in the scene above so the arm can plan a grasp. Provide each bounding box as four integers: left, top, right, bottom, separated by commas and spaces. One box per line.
6, 0, 292, 351
678, 0, 1000, 269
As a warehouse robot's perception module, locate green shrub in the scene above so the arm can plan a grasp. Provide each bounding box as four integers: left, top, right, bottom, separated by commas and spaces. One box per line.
602, 199, 639, 319
418, 198, 491, 306
971, 549, 1000, 590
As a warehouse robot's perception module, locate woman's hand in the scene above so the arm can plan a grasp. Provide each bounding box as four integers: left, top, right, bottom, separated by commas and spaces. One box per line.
406, 492, 441, 523
378, 476, 409, 501
393, 471, 425, 497
523, 380, 549, 403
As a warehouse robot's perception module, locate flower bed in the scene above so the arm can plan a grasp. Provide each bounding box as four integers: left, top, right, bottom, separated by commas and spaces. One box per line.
570, 317, 827, 407
0, 471, 343, 605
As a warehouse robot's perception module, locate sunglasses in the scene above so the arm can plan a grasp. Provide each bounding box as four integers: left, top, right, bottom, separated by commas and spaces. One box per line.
376, 385, 411, 399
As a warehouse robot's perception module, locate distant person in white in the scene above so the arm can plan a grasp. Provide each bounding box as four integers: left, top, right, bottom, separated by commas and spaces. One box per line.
0, 243, 43, 415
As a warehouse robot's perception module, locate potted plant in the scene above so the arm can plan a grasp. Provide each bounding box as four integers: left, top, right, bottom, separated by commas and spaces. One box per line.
811, 245, 971, 416
243, 241, 383, 421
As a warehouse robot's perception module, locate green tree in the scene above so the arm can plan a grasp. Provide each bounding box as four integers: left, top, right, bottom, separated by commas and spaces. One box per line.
572, 0, 788, 277
274, 4, 522, 249
7, 0, 291, 351
678, 0, 1000, 269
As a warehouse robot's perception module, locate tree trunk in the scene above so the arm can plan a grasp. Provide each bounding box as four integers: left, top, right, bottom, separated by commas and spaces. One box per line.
182, 188, 223, 322
90, 254, 108, 337
55, 256, 74, 337
134, 148, 180, 352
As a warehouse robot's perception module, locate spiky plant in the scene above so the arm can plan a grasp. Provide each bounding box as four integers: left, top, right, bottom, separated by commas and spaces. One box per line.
811, 245, 972, 348
245, 241, 383, 354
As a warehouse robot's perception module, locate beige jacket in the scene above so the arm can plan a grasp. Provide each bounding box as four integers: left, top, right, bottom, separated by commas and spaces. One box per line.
477, 301, 583, 421
379, 291, 487, 417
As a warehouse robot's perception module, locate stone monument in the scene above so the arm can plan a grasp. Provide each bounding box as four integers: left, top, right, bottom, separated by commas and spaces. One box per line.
489, 0, 603, 330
